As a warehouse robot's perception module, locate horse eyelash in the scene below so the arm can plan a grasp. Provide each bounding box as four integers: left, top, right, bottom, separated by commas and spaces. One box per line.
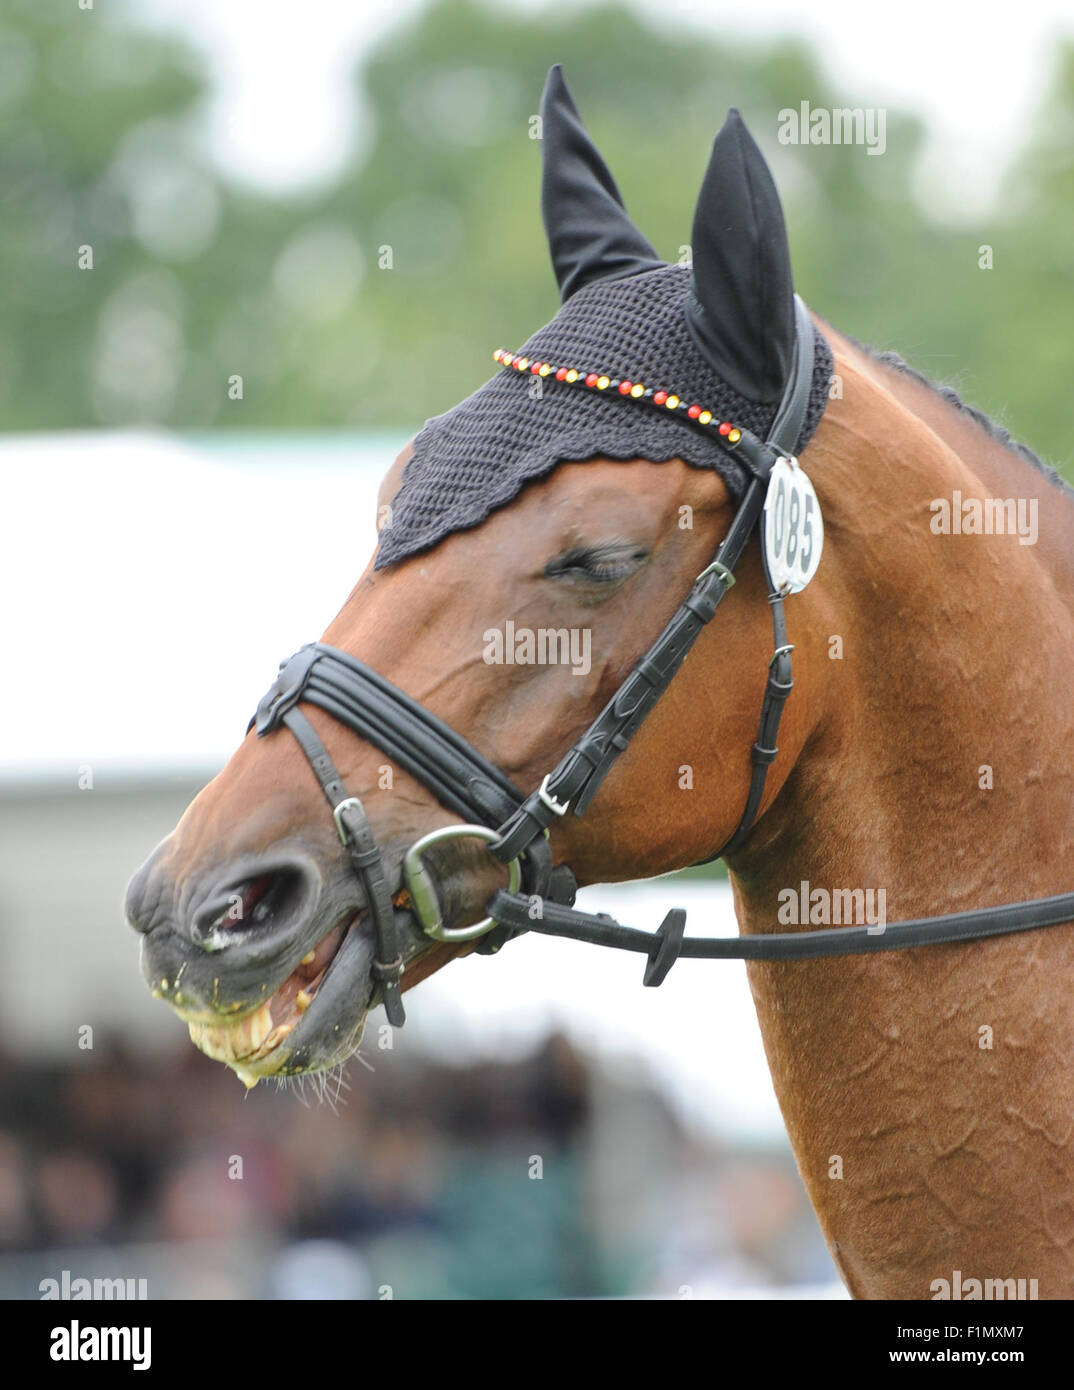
545, 544, 648, 582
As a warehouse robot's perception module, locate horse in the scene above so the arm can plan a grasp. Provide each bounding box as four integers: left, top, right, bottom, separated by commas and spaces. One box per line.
125, 68, 1074, 1299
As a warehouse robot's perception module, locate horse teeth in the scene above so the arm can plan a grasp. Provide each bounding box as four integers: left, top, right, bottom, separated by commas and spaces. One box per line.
301, 950, 315, 965
296, 989, 312, 1012
260, 1022, 295, 1053
249, 1002, 273, 1049
189, 1001, 273, 1064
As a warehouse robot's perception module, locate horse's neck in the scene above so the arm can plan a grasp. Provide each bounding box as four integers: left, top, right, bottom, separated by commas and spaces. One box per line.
727, 339, 1074, 1298
735, 338, 1074, 911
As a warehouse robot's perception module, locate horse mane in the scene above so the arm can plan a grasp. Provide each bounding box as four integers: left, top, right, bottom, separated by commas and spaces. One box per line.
841, 328, 1074, 500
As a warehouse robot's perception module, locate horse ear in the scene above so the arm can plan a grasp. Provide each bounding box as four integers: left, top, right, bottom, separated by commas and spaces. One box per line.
686, 109, 796, 404
540, 65, 664, 302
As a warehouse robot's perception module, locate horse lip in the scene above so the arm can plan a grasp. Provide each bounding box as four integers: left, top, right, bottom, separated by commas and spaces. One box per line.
221, 914, 380, 1082
224, 901, 428, 1081
160, 842, 433, 1076
144, 898, 359, 1026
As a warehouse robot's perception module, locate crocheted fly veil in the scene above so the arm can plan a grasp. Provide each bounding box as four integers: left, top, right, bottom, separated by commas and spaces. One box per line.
375, 66, 832, 569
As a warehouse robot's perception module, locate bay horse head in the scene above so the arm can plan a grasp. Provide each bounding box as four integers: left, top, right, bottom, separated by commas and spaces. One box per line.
121, 67, 830, 1077
125, 67, 1074, 1298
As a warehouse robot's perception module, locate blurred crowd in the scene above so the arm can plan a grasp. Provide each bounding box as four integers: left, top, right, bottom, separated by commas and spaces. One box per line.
0, 1030, 834, 1298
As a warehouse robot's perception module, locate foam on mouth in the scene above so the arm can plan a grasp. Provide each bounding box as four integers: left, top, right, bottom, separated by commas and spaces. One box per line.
187, 916, 352, 1085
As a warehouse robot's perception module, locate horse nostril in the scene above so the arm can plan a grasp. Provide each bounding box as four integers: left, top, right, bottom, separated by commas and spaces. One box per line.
191, 868, 306, 950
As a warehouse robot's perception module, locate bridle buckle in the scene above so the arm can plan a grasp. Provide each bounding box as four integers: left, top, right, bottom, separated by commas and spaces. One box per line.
537, 774, 571, 817
332, 796, 363, 845
695, 558, 736, 588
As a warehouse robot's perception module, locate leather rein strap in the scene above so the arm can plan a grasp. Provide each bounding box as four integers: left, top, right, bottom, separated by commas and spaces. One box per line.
487, 886, 1074, 988
251, 294, 1074, 1019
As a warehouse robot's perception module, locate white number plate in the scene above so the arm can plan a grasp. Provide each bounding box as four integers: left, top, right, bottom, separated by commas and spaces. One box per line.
762, 456, 824, 594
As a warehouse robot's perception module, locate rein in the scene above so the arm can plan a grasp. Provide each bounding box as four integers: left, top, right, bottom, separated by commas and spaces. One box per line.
251, 295, 1074, 1024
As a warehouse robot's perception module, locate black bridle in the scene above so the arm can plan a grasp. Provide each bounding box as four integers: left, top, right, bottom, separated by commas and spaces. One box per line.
251, 296, 1074, 1027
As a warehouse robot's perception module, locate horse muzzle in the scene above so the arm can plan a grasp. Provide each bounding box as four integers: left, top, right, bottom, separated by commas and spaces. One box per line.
125, 842, 396, 1085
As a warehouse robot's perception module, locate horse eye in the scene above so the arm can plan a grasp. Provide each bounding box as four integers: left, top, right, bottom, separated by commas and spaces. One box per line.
545, 544, 648, 584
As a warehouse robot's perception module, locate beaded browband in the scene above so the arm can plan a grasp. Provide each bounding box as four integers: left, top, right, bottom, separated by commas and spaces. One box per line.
492, 347, 745, 445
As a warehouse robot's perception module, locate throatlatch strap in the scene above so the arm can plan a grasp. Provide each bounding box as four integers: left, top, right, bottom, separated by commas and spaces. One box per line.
703, 570, 794, 862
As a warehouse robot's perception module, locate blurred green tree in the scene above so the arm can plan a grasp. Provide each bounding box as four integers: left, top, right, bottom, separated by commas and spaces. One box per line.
1, 0, 1071, 472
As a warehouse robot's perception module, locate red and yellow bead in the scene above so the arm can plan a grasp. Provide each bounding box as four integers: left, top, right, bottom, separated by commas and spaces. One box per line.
494, 345, 742, 445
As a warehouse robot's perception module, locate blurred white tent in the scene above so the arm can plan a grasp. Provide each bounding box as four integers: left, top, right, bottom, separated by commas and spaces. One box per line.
1, 429, 402, 778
